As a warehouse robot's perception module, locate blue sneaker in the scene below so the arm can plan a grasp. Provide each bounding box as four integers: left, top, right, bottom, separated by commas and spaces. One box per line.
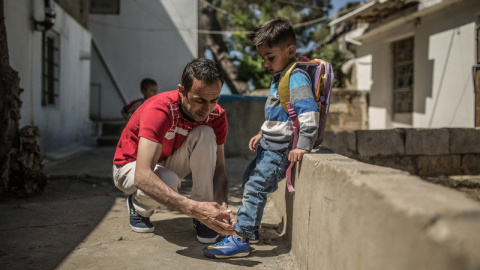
193, 219, 219, 244
249, 230, 259, 244
127, 195, 154, 233
203, 235, 250, 259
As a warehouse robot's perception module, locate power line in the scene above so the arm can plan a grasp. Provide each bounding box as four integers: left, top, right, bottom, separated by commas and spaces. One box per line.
198, 16, 328, 35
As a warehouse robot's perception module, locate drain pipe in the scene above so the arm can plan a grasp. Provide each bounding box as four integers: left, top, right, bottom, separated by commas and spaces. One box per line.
34, 0, 56, 31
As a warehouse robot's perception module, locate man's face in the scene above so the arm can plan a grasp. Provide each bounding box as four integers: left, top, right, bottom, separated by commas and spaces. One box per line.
179, 78, 222, 122
142, 84, 158, 99
256, 44, 296, 74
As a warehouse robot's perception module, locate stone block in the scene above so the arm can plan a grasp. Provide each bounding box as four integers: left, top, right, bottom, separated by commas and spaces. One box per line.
356, 129, 405, 157
322, 131, 356, 157
360, 155, 416, 175
417, 155, 462, 177
405, 129, 449, 155
461, 155, 480, 175
449, 128, 480, 154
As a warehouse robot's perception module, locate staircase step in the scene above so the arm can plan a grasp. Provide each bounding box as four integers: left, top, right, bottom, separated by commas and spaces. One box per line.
102, 121, 126, 136
97, 135, 120, 147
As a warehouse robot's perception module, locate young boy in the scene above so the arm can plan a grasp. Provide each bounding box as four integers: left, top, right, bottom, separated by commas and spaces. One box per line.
203, 18, 320, 258
121, 78, 158, 120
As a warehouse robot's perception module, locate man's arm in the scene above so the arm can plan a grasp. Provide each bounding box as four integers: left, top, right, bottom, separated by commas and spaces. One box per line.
134, 137, 235, 234
212, 144, 238, 224
213, 144, 228, 207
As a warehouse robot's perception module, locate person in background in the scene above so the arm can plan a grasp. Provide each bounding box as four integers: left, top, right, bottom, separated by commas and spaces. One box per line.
121, 78, 158, 120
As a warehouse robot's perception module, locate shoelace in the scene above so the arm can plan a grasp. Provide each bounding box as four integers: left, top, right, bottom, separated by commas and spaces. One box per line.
212, 236, 231, 247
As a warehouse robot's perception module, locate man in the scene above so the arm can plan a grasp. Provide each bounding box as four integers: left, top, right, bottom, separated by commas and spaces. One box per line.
112, 58, 235, 244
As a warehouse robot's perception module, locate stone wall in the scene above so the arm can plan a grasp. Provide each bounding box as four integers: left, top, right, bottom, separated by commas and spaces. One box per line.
219, 95, 266, 158
220, 89, 368, 158
322, 128, 480, 176
270, 149, 480, 270
326, 89, 368, 131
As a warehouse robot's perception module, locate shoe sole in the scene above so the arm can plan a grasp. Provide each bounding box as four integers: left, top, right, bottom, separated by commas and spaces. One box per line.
130, 225, 155, 233
249, 239, 259, 244
127, 196, 154, 233
203, 250, 250, 259
197, 235, 219, 244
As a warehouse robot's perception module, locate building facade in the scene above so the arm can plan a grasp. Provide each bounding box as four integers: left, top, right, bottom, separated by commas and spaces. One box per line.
331, 0, 479, 129
4, 0, 198, 153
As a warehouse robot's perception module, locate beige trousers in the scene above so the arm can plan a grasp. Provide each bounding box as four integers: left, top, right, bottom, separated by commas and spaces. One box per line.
112, 125, 217, 217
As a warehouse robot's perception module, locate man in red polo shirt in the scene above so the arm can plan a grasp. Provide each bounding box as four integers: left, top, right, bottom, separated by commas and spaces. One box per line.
113, 58, 235, 243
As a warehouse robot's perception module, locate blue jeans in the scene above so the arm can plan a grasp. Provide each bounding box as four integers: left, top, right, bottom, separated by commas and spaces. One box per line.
235, 144, 290, 239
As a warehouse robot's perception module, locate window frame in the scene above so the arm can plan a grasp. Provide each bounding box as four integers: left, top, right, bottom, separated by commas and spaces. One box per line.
392, 37, 414, 114
42, 30, 60, 107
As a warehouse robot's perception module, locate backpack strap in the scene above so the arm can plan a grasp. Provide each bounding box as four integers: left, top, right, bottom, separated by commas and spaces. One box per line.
285, 101, 299, 193
278, 61, 298, 112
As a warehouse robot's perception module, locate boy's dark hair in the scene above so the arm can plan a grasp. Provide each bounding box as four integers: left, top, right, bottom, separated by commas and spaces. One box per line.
140, 78, 157, 91
248, 18, 296, 48
181, 58, 224, 93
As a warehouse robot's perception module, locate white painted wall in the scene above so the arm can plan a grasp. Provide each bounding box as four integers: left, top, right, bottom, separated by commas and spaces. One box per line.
89, 0, 198, 120
356, 0, 478, 129
5, 1, 93, 153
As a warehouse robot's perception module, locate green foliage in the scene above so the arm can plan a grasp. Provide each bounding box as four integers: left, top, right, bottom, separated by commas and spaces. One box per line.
237, 54, 271, 89
312, 44, 346, 88
212, 0, 333, 90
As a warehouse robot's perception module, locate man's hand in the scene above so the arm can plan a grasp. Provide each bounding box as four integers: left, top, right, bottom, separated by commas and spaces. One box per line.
189, 201, 236, 235
288, 148, 308, 162
249, 134, 262, 152
221, 202, 237, 225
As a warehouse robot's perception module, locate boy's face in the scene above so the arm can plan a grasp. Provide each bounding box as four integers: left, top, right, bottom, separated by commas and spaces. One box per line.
257, 44, 296, 74
142, 84, 158, 99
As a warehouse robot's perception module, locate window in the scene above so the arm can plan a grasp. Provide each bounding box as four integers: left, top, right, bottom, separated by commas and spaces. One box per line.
90, 0, 120, 14
42, 31, 60, 106
392, 37, 414, 113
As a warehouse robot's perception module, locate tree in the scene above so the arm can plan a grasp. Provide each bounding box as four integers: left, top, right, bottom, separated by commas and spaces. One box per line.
0, 0, 47, 197
199, 0, 333, 90
199, 0, 250, 94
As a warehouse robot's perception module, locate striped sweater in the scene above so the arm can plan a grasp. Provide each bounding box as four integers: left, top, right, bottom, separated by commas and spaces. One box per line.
260, 66, 320, 151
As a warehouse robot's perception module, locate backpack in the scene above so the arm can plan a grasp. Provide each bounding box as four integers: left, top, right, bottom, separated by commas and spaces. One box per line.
278, 56, 334, 193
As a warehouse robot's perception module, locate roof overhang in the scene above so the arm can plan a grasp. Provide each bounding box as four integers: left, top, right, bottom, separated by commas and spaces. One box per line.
329, 0, 420, 27
329, 0, 468, 42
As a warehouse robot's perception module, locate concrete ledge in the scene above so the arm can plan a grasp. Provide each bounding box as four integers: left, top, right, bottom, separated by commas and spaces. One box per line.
270, 150, 480, 270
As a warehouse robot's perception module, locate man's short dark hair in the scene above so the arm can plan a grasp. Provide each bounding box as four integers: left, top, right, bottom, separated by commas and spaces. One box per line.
140, 78, 157, 91
248, 18, 296, 48
181, 58, 224, 93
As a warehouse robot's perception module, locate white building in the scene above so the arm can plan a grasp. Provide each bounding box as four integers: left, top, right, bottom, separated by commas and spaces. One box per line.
5, 1, 93, 153
89, 0, 197, 120
331, 0, 480, 129
4, 0, 198, 153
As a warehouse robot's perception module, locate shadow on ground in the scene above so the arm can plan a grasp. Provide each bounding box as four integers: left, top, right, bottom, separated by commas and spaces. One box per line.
0, 149, 294, 269
0, 177, 122, 270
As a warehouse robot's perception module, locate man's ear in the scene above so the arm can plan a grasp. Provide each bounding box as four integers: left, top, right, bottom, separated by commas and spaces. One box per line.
178, 84, 185, 97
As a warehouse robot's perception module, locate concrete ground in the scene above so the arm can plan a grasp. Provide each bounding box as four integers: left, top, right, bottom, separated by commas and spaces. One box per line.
0, 147, 296, 270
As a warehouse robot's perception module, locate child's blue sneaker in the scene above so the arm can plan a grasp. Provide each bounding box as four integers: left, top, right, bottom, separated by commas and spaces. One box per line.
127, 195, 154, 233
203, 235, 250, 259
193, 219, 219, 244
249, 230, 259, 244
